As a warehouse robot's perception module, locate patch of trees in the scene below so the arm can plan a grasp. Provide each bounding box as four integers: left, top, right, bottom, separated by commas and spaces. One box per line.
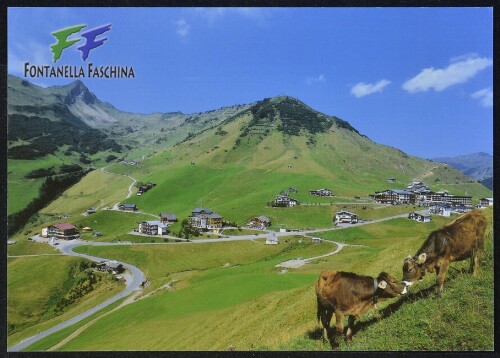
60, 164, 83, 174
23, 164, 83, 179
105, 155, 118, 163
7, 169, 92, 237
246, 97, 359, 138
24, 167, 56, 179
7, 112, 122, 159
79, 155, 92, 164
176, 218, 200, 239
215, 126, 228, 136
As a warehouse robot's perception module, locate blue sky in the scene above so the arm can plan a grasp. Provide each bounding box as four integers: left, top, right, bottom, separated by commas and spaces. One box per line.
8, 7, 493, 159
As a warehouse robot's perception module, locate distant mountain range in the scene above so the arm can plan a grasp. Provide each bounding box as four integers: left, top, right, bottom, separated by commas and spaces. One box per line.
433, 152, 493, 190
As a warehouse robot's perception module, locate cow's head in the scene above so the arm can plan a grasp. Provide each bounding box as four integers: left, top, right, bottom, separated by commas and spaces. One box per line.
376, 272, 408, 297
401, 253, 427, 288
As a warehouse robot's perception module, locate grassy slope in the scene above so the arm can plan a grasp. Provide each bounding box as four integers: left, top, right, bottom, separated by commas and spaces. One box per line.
29, 207, 493, 351
7, 256, 124, 347
41, 170, 133, 215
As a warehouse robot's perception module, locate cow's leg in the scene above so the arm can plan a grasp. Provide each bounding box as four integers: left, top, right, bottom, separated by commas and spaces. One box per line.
470, 245, 482, 276
435, 261, 450, 296
331, 312, 344, 349
317, 299, 333, 342
321, 309, 333, 342
345, 316, 356, 344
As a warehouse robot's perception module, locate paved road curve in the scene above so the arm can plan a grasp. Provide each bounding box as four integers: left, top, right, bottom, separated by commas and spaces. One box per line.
8, 242, 144, 352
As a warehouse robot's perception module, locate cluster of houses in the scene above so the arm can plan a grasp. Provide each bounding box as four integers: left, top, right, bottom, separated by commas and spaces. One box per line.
138, 212, 178, 236
137, 182, 156, 196
272, 192, 299, 207
189, 208, 225, 234
271, 187, 335, 207
372, 181, 473, 208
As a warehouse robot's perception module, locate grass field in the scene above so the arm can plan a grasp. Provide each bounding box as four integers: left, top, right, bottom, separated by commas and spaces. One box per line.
41, 170, 133, 215
7, 255, 123, 347
24, 207, 493, 351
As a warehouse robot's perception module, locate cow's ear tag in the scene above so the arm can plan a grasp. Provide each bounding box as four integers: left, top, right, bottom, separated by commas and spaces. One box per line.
417, 253, 427, 264
378, 280, 387, 289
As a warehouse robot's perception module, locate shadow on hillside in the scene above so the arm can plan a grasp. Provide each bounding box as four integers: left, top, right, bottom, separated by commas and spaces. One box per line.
352, 284, 436, 336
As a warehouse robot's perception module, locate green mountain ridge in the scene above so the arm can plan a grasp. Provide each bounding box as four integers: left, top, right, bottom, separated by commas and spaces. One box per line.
7, 75, 492, 223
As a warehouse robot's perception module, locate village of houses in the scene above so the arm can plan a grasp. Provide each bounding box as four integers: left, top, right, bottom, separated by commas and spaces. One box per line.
35, 178, 494, 250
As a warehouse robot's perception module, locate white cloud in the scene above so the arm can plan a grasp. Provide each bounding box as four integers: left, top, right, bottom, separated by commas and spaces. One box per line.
175, 18, 191, 37
471, 87, 493, 107
350, 79, 391, 98
403, 55, 492, 93
306, 74, 326, 85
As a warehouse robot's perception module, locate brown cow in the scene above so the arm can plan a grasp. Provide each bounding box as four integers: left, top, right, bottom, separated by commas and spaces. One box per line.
402, 210, 486, 296
316, 271, 407, 348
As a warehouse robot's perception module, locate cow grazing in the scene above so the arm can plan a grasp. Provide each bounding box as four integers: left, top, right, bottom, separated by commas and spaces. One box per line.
402, 210, 486, 296
316, 271, 407, 348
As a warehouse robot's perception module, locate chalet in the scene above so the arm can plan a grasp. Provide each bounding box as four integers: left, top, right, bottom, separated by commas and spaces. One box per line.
309, 188, 333, 197
159, 213, 178, 224
288, 187, 298, 193
248, 216, 272, 229
429, 204, 452, 217
86, 208, 96, 215
139, 221, 168, 235
273, 193, 299, 207
386, 178, 397, 183
189, 208, 224, 234
408, 212, 431, 223
119, 203, 137, 211
265, 234, 279, 245
41, 223, 80, 240
137, 183, 156, 196
81, 227, 92, 232
480, 198, 493, 208
334, 210, 358, 224
311, 237, 323, 243
96, 260, 123, 274
92, 231, 103, 237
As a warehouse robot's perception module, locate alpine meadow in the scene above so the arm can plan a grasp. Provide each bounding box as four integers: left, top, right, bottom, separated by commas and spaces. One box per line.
6, 72, 493, 352
5, 5, 495, 351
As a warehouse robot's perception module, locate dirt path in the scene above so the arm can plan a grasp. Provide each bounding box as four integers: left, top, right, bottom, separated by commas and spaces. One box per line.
275, 240, 364, 269
100, 166, 137, 199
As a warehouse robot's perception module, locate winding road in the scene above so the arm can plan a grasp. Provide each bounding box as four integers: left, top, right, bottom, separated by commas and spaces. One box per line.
8, 206, 428, 351
8, 241, 144, 352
